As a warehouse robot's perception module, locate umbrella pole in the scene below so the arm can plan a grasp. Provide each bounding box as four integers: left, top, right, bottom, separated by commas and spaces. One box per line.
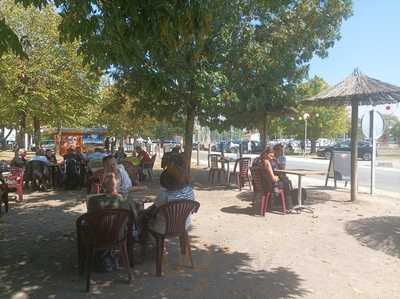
350, 99, 358, 201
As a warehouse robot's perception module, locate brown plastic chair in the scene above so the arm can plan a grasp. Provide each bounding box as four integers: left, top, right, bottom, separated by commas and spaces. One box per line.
229, 158, 252, 191
76, 209, 132, 292
208, 154, 225, 184
147, 200, 200, 276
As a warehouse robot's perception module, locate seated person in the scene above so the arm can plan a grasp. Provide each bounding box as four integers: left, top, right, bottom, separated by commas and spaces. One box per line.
103, 155, 132, 196
135, 146, 151, 164
273, 144, 286, 170
32, 149, 51, 165
161, 146, 181, 169
87, 172, 127, 213
10, 149, 27, 168
146, 153, 195, 234
259, 147, 292, 207
45, 149, 57, 164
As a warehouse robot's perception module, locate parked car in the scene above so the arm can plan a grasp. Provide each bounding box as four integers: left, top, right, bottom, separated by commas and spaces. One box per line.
316, 141, 374, 161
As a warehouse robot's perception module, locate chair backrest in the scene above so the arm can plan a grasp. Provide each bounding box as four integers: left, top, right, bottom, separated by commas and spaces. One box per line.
238, 158, 251, 176
8, 167, 24, 185
209, 154, 220, 169
250, 166, 272, 193
157, 200, 200, 236
76, 209, 129, 248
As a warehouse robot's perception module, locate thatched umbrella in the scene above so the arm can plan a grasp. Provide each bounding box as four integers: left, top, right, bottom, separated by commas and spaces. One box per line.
305, 69, 400, 201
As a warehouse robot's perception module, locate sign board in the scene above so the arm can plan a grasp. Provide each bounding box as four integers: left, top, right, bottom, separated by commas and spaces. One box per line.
361, 111, 384, 139
325, 151, 351, 187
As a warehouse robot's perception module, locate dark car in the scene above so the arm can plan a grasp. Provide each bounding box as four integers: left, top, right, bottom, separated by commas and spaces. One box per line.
317, 141, 374, 161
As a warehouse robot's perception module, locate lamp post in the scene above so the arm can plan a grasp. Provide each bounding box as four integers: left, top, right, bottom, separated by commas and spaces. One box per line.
303, 113, 310, 157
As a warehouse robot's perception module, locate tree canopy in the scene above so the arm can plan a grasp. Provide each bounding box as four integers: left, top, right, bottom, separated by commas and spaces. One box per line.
4, 0, 353, 164
0, 1, 100, 147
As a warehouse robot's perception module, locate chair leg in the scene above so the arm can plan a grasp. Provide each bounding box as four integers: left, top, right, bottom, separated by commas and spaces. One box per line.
185, 232, 194, 268
260, 194, 266, 216
86, 248, 95, 292
179, 234, 186, 255
247, 175, 252, 191
155, 237, 165, 276
16, 186, 23, 202
120, 242, 132, 282
237, 174, 241, 191
264, 193, 272, 215
280, 191, 287, 214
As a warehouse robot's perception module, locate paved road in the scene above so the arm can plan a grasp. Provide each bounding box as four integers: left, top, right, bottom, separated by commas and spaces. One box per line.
193, 151, 400, 193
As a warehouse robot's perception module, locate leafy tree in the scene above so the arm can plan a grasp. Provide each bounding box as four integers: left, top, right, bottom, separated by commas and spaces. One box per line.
216, 1, 352, 149
0, 1, 100, 148
15, 0, 352, 169
283, 77, 349, 152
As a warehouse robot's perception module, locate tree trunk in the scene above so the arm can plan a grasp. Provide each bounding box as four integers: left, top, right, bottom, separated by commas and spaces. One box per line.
17, 112, 26, 149
310, 139, 317, 154
183, 108, 196, 174
33, 116, 41, 149
0, 127, 5, 150
258, 114, 269, 150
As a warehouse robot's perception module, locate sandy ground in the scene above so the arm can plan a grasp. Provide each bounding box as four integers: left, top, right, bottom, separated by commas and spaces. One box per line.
1, 166, 400, 299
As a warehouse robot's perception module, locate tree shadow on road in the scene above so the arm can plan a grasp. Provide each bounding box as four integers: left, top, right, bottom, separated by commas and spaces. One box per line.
345, 216, 400, 258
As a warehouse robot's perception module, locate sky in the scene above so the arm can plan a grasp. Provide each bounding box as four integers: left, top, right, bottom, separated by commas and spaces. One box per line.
308, 0, 400, 119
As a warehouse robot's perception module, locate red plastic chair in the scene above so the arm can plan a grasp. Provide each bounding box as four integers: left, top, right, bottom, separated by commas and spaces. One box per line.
76, 209, 132, 292
229, 158, 252, 191
4, 167, 24, 202
147, 200, 200, 276
250, 166, 286, 216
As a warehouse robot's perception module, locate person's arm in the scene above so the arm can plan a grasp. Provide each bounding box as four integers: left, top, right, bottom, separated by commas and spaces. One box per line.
263, 159, 279, 183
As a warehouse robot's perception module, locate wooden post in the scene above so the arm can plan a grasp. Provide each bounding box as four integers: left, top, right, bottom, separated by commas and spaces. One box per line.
350, 99, 359, 201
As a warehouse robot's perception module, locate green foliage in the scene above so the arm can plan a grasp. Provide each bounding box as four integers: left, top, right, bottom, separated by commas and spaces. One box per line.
285, 76, 350, 140
0, 18, 26, 58
10, 0, 353, 160
0, 1, 100, 136
219, 0, 353, 136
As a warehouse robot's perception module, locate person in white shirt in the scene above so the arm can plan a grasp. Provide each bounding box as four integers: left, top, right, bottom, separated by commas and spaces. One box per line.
102, 156, 132, 195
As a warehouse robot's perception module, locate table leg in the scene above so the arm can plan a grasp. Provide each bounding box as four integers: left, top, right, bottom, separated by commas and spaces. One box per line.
291, 174, 313, 214
297, 175, 302, 207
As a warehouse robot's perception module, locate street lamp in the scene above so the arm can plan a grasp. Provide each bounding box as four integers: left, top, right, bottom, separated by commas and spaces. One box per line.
303, 113, 310, 157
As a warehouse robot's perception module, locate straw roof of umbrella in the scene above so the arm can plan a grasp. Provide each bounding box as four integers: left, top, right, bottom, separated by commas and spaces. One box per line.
306, 69, 400, 105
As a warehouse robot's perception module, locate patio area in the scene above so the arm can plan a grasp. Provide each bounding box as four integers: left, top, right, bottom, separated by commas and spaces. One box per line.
1, 167, 400, 299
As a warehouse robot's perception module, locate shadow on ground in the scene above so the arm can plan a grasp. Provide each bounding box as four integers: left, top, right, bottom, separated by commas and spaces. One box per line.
345, 216, 400, 258
0, 175, 308, 299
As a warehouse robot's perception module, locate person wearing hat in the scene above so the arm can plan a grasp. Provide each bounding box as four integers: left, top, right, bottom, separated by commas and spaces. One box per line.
146, 153, 195, 234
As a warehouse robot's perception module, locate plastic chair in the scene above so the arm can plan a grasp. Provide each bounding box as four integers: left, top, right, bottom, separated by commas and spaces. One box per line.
208, 154, 225, 184
142, 154, 156, 181
147, 200, 200, 276
229, 158, 252, 191
76, 209, 132, 292
250, 166, 286, 216
4, 167, 24, 201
